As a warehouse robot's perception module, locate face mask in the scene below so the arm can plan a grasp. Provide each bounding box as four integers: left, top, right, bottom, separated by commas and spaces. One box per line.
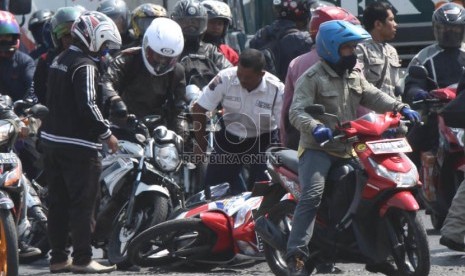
338, 54, 357, 72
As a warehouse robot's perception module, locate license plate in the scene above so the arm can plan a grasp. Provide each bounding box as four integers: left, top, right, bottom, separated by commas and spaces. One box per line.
366, 138, 412, 154
0, 153, 18, 164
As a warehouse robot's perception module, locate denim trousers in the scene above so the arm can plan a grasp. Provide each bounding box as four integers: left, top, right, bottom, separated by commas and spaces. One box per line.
286, 149, 345, 260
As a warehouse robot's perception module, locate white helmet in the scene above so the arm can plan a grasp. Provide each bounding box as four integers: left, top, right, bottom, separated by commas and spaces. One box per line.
71, 11, 122, 53
142, 17, 184, 76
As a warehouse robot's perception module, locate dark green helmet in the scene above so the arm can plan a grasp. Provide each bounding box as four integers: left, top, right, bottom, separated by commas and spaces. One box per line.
51, 6, 85, 48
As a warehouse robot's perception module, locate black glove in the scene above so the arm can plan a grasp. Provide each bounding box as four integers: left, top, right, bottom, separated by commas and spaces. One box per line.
110, 98, 128, 118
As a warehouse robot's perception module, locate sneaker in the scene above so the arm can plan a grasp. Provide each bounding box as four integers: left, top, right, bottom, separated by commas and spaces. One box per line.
286, 255, 308, 276
50, 259, 72, 273
71, 260, 116, 274
18, 241, 41, 258
440, 236, 465, 252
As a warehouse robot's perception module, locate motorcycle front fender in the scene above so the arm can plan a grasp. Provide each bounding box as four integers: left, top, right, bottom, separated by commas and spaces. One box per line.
135, 182, 170, 197
0, 190, 14, 210
379, 191, 420, 217
199, 212, 232, 253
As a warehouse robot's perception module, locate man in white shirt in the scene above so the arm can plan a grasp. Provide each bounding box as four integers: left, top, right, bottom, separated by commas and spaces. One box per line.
192, 48, 284, 196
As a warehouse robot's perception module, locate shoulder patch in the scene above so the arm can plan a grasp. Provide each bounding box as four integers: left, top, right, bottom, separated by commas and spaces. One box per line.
208, 75, 222, 91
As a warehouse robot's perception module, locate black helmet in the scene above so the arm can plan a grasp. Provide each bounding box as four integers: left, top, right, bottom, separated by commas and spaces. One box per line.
273, 0, 310, 22
171, 0, 208, 39
97, 0, 130, 34
51, 6, 85, 48
433, 3, 465, 48
28, 9, 54, 44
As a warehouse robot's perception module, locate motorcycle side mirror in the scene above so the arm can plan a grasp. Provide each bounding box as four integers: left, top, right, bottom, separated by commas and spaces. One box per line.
28, 104, 49, 119
304, 104, 325, 116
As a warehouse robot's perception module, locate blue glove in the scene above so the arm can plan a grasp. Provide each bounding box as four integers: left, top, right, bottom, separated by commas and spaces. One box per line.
312, 125, 333, 144
413, 89, 429, 101
400, 107, 421, 123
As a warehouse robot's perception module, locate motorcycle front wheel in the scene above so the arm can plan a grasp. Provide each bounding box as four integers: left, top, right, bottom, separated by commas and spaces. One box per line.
128, 218, 215, 267
0, 209, 19, 276
107, 194, 170, 268
385, 209, 430, 276
262, 200, 309, 276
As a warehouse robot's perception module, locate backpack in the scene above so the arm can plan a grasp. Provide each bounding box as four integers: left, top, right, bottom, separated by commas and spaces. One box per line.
257, 28, 299, 78
180, 53, 221, 89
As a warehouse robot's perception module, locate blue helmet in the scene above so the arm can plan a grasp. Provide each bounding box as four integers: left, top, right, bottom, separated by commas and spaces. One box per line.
316, 20, 371, 64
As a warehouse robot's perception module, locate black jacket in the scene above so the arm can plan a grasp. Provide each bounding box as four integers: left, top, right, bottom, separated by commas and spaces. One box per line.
41, 45, 111, 151
101, 47, 186, 129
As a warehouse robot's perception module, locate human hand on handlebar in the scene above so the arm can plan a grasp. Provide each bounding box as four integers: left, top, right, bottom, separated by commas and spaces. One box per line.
312, 125, 333, 144
412, 89, 430, 101
400, 107, 421, 123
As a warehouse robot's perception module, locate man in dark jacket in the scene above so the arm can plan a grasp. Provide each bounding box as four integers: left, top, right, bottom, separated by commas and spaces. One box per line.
249, 0, 312, 81
40, 11, 120, 274
101, 17, 186, 131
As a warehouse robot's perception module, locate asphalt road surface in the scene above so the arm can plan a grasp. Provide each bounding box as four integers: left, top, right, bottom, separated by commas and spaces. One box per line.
19, 210, 465, 275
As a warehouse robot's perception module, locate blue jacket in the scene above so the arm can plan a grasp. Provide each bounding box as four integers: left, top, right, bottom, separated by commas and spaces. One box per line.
0, 51, 36, 102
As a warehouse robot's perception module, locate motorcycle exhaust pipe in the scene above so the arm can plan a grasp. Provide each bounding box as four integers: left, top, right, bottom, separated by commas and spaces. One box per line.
254, 216, 287, 252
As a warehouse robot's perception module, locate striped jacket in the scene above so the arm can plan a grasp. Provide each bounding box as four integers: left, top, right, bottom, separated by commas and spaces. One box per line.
41, 45, 111, 151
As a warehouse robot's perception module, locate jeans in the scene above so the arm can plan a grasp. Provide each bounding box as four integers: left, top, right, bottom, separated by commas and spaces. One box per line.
286, 149, 345, 260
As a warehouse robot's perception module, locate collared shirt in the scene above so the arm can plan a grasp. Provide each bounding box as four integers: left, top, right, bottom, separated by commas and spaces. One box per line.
196, 67, 284, 138
356, 40, 401, 100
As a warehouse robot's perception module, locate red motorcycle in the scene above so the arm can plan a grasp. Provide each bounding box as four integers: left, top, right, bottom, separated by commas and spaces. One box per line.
254, 105, 430, 276
408, 65, 465, 230
126, 183, 264, 268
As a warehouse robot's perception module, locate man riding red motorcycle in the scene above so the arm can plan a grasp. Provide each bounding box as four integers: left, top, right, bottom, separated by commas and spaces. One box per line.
254, 20, 427, 276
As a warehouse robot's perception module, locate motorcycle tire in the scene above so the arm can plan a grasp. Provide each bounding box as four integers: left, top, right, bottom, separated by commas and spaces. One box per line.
261, 200, 314, 276
0, 209, 19, 276
385, 209, 430, 276
107, 194, 170, 269
128, 218, 215, 267
21, 205, 49, 263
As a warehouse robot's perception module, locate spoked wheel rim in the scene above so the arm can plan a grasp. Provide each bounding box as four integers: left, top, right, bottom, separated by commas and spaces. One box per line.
387, 210, 430, 275
0, 219, 7, 275
116, 210, 143, 256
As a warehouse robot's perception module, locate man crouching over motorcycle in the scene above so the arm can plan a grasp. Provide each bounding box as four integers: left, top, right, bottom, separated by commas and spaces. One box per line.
101, 17, 186, 131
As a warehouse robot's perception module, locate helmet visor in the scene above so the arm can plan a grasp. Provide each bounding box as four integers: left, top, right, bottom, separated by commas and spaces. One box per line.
435, 24, 465, 48
144, 45, 178, 75
175, 17, 207, 36
134, 17, 154, 37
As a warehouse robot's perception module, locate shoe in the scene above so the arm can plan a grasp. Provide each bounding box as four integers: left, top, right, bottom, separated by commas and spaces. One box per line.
50, 259, 72, 273
366, 262, 397, 275
316, 263, 343, 274
18, 241, 41, 258
71, 260, 116, 274
440, 236, 465, 252
286, 255, 308, 276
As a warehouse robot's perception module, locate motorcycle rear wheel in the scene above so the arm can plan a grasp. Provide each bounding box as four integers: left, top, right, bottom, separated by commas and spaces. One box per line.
0, 209, 19, 276
128, 218, 215, 267
107, 194, 170, 268
386, 210, 430, 276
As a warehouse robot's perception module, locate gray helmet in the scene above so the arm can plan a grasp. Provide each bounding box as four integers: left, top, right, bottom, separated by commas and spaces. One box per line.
171, 0, 208, 39
51, 6, 85, 48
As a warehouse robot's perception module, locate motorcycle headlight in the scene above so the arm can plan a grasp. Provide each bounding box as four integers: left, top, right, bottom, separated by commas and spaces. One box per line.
368, 157, 418, 188
154, 144, 180, 172
0, 123, 13, 145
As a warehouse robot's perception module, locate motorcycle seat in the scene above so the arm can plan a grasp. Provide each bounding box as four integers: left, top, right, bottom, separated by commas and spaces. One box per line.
275, 150, 299, 174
